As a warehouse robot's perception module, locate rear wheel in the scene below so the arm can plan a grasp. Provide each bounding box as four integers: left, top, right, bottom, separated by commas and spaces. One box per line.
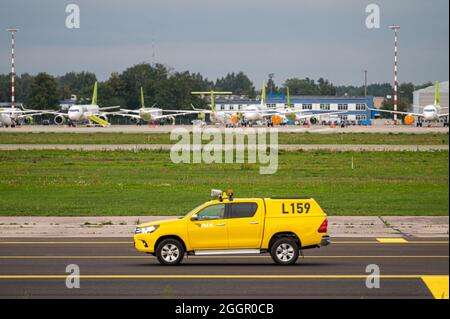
156, 239, 185, 265
270, 238, 299, 265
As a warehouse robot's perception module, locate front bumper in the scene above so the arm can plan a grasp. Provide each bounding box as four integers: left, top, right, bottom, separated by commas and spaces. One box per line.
134, 234, 157, 253
320, 235, 331, 246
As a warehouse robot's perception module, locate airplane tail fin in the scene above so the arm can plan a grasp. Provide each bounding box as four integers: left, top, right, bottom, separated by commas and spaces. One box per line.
286, 87, 292, 110
91, 81, 98, 105
191, 91, 232, 113
435, 81, 440, 107
261, 81, 267, 108
140, 87, 145, 108
210, 92, 215, 113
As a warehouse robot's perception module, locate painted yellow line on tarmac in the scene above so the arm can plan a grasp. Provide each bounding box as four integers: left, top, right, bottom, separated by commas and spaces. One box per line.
377, 238, 408, 243
0, 240, 447, 245
422, 276, 449, 299
0, 255, 448, 259
0, 274, 446, 280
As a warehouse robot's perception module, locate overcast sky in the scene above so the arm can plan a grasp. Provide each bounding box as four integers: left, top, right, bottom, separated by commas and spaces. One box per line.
0, 0, 448, 87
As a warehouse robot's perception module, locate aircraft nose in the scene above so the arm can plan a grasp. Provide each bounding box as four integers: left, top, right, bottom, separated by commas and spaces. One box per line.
68, 112, 79, 121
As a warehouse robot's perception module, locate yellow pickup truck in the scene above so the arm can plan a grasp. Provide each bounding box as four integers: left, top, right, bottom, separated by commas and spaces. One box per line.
134, 190, 330, 265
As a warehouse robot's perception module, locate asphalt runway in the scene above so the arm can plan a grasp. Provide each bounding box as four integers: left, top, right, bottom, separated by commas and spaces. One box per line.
0, 124, 448, 133
0, 237, 448, 299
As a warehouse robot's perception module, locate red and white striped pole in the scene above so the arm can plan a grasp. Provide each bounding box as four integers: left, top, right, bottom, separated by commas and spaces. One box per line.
389, 25, 400, 124
7, 28, 18, 109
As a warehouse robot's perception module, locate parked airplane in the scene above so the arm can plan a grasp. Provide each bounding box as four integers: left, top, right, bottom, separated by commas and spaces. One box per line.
191, 85, 277, 126
370, 81, 449, 127
0, 105, 47, 127
51, 82, 119, 127
116, 87, 195, 125
191, 91, 234, 125
277, 87, 347, 125
192, 84, 346, 127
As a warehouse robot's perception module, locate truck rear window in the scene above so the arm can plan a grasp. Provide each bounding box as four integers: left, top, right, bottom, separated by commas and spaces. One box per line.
227, 203, 258, 219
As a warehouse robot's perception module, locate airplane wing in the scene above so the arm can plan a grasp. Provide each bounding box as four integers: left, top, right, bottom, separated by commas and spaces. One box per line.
191, 104, 212, 113
111, 113, 141, 120
37, 111, 67, 116
163, 109, 200, 114
99, 106, 121, 111
294, 111, 347, 119
152, 112, 197, 121
261, 110, 346, 119
0, 109, 50, 115
369, 108, 423, 117
15, 112, 49, 119
438, 113, 449, 118
116, 109, 140, 114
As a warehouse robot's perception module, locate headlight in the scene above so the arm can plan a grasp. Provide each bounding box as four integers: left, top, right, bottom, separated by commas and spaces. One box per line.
135, 225, 159, 234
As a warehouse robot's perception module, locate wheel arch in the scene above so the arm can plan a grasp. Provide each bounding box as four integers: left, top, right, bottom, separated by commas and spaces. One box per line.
154, 235, 187, 253
268, 232, 302, 250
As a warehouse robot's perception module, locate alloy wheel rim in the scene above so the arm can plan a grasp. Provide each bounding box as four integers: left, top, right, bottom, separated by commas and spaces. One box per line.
161, 244, 180, 262
276, 243, 295, 262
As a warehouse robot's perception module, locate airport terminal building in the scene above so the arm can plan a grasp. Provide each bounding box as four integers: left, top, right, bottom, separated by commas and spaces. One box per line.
215, 94, 378, 122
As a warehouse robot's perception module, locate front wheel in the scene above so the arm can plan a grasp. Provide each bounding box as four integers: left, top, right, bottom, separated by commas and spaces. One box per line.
270, 238, 299, 265
156, 239, 185, 265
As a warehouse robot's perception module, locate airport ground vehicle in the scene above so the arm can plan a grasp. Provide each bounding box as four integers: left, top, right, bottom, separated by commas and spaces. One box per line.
134, 190, 330, 265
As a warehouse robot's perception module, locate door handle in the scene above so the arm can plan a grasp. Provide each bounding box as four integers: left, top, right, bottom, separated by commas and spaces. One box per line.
215, 223, 226, 227
249, 221, 259, 225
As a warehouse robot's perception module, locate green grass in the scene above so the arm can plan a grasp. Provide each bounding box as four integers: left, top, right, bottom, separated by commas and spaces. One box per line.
0, 150, 447, 216
0, 132, 448, 145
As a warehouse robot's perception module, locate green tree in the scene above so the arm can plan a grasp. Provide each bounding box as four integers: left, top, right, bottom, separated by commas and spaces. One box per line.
216, 72, 255, 97
0, 74, 11, 103
284, 78, 318, 95
57, 71, 97, 103
29, 73, 59, 109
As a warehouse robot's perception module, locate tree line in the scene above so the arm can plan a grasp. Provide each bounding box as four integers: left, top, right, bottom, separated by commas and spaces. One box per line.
0, 62, 432, 113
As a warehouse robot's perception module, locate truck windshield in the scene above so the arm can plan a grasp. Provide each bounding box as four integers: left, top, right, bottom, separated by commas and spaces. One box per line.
183, 204, 204, 219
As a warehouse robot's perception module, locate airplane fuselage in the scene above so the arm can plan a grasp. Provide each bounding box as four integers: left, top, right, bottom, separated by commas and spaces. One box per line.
0, 108, 35, 126
210, 111, 232, 125
139, 108, 163, 122
67, 104, 101, 122
422, 105, 440, 121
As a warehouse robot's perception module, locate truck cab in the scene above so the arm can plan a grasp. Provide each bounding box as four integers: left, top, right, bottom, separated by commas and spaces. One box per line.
134, 189, 330, 265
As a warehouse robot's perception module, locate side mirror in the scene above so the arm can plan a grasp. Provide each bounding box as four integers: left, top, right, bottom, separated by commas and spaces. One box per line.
190, 214, 199, 221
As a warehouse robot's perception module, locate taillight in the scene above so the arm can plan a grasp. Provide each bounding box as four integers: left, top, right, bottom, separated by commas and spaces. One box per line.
318, 218, 328, 233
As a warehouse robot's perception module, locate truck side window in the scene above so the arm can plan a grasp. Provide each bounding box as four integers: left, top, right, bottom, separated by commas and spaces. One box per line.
227, 203, 258, 219
196, 204, 225, 221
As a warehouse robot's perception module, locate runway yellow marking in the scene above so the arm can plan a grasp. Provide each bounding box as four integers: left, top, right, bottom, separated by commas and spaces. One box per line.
376, 238, 408, 243
0, 274, 446, 280
0, 255, 448, 259
421, 276, 449, 299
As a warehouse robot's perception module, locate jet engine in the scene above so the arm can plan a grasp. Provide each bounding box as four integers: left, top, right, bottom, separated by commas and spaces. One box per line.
98, 115, 108, 122
309, 117, 318, 125
54, 115, 66, 125
130, 117, 140, 124
23, 116, 33, 125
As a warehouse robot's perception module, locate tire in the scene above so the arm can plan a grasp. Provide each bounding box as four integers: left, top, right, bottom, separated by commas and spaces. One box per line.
270, 237, 299, 265
156, 239, 185, 265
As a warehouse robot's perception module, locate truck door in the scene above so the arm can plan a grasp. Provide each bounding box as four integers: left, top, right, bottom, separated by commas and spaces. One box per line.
187, 203, 228, 250
226, 201, 264, 248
